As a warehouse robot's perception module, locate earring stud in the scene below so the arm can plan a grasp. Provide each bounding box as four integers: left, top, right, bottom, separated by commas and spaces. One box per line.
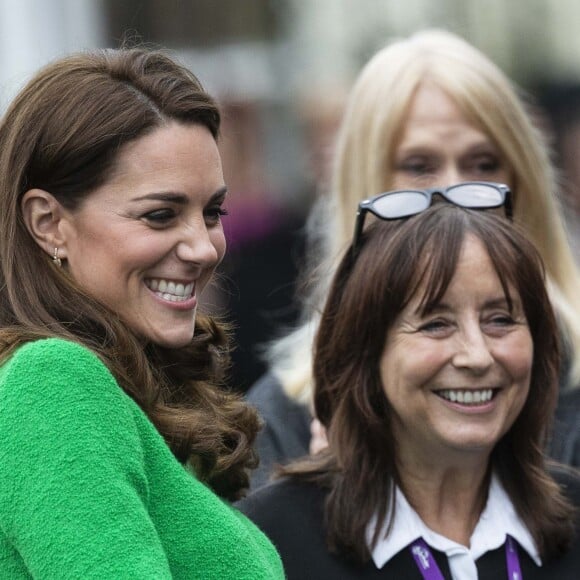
52, 247, 62, 268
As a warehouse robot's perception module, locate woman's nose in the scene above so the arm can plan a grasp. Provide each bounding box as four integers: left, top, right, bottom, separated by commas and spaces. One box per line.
176, 222, 222, 267
452, 326, 494, 374
438, 165, 463, 188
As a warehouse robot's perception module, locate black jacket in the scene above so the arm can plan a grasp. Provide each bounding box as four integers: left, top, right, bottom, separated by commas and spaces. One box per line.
238, 468, 580, 579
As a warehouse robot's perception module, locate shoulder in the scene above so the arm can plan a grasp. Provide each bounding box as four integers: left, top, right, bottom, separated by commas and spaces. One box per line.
0, 338, 142, 454
6, 336, 95, 359
238, 479, 331, 575
1, 337, 113, 385
238, 479, 385, 578
241, 476, 325, 505
238, 477, 326, 534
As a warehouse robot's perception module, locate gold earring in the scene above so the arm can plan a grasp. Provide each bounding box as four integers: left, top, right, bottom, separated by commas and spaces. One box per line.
52, 247, 62, 268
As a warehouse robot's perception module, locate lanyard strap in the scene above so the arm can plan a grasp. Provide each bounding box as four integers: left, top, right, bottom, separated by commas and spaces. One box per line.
410, 538, 445, 579
505, 535, 523, 580
409, 535, 523, 579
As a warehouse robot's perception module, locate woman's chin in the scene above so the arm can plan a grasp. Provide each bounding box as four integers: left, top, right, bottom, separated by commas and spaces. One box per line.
145, 326, 196, 349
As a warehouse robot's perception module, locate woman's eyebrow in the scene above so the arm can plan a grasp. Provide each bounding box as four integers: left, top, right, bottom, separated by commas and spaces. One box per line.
209, 186, 228, 202
130, 192, 188, 204
415, 295, 513, 316
130, 186, 228, 205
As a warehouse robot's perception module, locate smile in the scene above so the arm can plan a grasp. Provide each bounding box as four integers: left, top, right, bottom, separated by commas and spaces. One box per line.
145, 278, 195, 303
435, 389, 496, 405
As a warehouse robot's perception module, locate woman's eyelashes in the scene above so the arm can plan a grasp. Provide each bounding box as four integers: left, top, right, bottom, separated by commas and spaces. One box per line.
482, 313, 521, 336
397, 157, 435, 176
487, 313, 516, 325
418, 318, 453, 335
204, 204, 228, 225
140, 203, 228, 228
395, 153, 503, 180
417, 312, 519, 337
467, 154, 502, 176
142, 207, 176, 226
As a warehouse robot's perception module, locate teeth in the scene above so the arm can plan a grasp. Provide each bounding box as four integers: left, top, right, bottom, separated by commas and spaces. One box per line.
438, 389, 494, 405
146, 279, 194, 302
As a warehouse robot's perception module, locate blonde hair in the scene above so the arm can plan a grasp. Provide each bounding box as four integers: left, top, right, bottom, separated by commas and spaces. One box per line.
268, 29, 580, 402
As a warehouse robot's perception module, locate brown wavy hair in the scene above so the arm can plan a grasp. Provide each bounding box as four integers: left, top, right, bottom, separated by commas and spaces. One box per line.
282, 205, 575, 561
0, 47, 259, 501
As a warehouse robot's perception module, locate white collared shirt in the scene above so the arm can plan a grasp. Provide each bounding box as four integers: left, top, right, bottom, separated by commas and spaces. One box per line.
366, 474, 541, 579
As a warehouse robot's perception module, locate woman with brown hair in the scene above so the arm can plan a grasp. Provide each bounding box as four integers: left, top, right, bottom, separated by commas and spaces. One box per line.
0, 48, 283, 578
240, 198, 580, 578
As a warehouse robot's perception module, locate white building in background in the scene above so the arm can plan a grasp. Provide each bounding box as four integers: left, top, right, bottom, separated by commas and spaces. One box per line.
285, 0, 580, 90
0, 0, 106, 110
2, 0, 580, 103
2, 0, 580, 109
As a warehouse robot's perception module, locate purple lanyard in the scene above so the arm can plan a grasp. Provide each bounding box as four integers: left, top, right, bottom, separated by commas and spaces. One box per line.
409, 535, 523, 579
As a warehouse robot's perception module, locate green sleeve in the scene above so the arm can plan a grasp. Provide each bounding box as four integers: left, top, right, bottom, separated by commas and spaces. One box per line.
0, 339, 172, 579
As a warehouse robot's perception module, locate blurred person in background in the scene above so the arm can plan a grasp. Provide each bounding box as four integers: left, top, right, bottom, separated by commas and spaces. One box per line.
538, 84, 580, 262
246, 29, 580, 489
240, 204, 580, 578
536, 84, 580, 466
0, 47, 283, 578
216, 90, 344, 394
217, 99, 307, 393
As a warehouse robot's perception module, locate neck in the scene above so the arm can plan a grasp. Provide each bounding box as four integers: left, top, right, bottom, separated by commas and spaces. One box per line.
397, 454, 491, 546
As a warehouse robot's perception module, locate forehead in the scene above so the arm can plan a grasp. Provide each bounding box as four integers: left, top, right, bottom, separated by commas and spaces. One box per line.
395, 83, 493, 151
100, 122, 224, 196
406, 233, 516, 312
113, 122, 221, 175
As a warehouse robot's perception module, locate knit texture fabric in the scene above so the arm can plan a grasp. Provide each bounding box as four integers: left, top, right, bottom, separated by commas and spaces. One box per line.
0, 338, 284, 579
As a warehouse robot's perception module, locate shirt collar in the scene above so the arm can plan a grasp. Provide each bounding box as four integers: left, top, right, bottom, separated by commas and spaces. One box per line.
366, 473, 541, 569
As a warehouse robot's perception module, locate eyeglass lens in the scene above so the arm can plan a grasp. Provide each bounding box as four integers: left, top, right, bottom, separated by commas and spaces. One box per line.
372, 191, 429, 218
445, 183, 504, 207
371, 184, 503, 218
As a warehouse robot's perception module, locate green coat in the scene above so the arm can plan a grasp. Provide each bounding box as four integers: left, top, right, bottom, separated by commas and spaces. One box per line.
0, 338, 284, 579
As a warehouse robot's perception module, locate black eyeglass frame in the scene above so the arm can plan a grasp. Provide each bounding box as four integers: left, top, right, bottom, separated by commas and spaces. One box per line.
352, 181, 513, 255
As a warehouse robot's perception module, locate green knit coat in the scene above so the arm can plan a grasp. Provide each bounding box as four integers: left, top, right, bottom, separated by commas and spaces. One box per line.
0, 338, 284, 579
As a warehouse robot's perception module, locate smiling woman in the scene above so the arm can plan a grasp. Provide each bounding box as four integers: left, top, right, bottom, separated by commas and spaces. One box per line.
380, 234, 534, 468
0, 48, 283, 578
31, 122, 228, 349
239, 204, 580, 579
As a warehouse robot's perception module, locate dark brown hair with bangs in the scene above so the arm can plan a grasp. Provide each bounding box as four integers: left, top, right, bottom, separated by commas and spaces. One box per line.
0, 48, 258, 500
281, 204, 574, 562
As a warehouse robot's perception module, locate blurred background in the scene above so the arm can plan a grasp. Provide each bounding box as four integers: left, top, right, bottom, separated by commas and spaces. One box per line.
1, 0, 579, 391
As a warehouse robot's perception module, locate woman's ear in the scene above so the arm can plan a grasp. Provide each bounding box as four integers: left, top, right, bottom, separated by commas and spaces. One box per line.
21, 189, 69, 260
